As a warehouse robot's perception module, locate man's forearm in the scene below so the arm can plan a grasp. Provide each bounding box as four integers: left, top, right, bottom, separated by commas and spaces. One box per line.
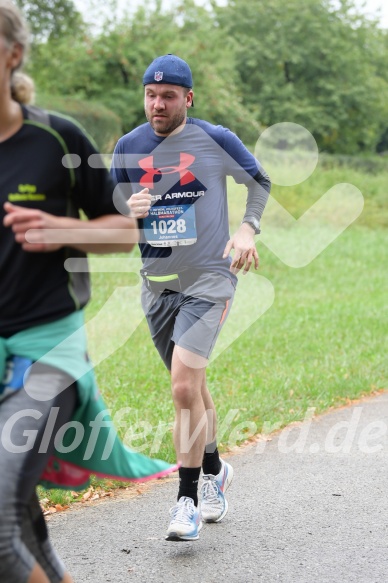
242, 169, 271, 229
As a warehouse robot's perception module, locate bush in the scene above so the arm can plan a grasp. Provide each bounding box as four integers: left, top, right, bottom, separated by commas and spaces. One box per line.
319, 153, 388, 175
35, 93, 122, 153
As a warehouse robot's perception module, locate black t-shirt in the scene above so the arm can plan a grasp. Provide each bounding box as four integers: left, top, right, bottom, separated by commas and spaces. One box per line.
0, 106, 118, 336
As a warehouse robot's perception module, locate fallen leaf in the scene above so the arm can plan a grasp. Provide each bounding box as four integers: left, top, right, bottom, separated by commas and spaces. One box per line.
44, 507, 57, 515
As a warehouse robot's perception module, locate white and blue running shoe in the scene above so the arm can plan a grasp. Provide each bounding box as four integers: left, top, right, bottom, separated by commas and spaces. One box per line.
165, 496, 202, 541
200, 459, 234, 523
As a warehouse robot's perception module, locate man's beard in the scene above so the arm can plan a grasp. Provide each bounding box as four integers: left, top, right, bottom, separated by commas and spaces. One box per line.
146, 110, 186, 136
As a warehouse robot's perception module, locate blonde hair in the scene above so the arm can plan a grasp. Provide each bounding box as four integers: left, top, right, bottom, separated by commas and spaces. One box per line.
0, 0, 29, 70
11, 71, 35, 104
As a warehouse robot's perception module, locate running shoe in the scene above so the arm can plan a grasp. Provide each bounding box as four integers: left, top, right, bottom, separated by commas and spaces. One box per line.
165, 496, 202, 541
200, 459, 234, 523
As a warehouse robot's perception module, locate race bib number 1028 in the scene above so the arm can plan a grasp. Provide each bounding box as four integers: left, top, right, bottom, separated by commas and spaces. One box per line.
143, 204, 197, 247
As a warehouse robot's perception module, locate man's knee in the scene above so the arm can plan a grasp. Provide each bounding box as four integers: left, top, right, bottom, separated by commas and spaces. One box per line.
171, 380, 200, 408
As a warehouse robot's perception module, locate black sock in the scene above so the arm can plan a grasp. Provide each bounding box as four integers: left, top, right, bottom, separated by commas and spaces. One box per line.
202, 440, 222, 476
178, 466, 201, 507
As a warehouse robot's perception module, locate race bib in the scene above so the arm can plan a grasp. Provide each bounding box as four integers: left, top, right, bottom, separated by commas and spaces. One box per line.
0, 356, 32, 402
143, 204, 197, 247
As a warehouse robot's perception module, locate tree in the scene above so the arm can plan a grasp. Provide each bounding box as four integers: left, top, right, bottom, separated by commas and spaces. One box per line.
213, 0, 388, 153
26, 0, 388, 152
28, 0, 262, 143
16, 0, 84, 41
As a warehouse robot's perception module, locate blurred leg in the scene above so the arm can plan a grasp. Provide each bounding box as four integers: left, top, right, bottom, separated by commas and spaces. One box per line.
0, 364, 76, 582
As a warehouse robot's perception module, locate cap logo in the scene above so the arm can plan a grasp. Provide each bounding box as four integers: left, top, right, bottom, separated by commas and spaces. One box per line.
154, 71, 163, 82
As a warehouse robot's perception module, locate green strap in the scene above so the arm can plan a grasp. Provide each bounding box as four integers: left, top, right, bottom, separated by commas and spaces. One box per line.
146, 274, 179, 282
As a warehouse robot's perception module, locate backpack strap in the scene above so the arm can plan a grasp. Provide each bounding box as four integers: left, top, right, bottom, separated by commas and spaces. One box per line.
24, 104, 79, 208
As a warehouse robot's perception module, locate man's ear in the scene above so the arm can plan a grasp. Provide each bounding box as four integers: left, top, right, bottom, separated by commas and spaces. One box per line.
186, 90, 194, 108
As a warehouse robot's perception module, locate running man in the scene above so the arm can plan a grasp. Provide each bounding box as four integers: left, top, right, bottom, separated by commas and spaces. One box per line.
111, 54, 271, 541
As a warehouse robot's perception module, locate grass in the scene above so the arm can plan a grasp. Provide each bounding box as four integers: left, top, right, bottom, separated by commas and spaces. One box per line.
39, 157, 388, 504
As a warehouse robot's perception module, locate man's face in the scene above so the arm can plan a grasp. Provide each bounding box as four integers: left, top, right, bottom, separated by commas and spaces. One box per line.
144, 84, 193, 136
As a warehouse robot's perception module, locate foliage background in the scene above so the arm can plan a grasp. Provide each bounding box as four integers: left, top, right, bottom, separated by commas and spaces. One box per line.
17, 0, 388, 154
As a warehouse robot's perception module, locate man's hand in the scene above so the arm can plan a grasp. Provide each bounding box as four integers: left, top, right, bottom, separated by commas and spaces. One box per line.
3, 202, 63, 252
128, 188, 152, 218
223, 222, 259, 275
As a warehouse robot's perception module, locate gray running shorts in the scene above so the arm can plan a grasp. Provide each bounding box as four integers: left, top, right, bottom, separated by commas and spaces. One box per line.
141, 271, 235, 370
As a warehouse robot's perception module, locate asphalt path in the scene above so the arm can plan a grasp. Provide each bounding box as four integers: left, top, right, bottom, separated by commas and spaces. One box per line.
50, 392, 388, 583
